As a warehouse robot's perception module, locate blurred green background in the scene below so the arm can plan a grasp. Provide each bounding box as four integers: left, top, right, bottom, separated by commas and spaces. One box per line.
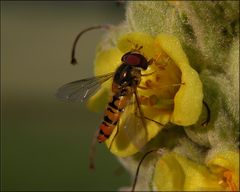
2, 1, 130, 191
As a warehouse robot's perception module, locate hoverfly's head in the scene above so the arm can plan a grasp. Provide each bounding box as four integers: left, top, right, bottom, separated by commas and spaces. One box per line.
121, 52, 149, 70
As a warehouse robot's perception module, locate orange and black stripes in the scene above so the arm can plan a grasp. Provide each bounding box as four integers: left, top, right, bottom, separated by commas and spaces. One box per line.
97, 94, 130, 143
108, 95, 123, 112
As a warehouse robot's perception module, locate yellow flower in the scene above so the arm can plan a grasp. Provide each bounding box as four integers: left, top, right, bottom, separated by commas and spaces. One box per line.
87, 32, 203, 157
152, 151, 239, 191
153, 152, 224, 191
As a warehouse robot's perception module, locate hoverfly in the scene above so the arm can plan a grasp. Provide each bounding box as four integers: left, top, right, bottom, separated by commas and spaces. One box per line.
57, 49, 152, 143
56, 25, 160, 167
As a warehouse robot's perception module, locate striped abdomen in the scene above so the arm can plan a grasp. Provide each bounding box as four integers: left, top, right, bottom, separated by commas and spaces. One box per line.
97, 93, 130, 143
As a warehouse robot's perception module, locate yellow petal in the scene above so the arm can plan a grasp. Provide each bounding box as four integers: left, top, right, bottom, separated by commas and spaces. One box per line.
155, 34, 203, 126
153, 152, 225, 191
153, 153, 185, 191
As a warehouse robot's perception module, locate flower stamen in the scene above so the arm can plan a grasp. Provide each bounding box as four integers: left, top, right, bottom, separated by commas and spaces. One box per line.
223, 170, 237, 192
126, 39, 143, 53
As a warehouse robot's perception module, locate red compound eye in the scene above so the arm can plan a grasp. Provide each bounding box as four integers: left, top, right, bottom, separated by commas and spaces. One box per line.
125, 54, 141, 65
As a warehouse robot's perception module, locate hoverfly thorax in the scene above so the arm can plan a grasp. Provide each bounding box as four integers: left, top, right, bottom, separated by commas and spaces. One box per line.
113, 64, 142, 88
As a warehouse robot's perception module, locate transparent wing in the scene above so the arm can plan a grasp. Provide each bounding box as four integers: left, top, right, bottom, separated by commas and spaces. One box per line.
121, 90, 148, 150
56, 72, 114, 102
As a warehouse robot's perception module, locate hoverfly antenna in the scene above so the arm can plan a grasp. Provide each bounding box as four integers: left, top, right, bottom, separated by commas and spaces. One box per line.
71, 25, 110, 65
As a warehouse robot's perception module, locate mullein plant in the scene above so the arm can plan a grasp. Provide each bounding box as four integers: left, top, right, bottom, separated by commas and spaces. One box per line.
86, 1, 239, 191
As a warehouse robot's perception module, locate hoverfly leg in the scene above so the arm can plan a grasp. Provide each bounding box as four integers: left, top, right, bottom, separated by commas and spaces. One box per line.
134, 91, 147, 132
137, 85, 149, 90
141, 71, 156, 77
201, 100, 211, 126
134, 113, 165, 126
147, 58, 155, 66
134, 93, 166, 126
109, 122, 120, 151
89, 129, 100, 170
143, 116, 165, 126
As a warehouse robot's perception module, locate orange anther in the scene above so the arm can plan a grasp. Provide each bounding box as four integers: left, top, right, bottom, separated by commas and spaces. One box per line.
223, 170, 237, 192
